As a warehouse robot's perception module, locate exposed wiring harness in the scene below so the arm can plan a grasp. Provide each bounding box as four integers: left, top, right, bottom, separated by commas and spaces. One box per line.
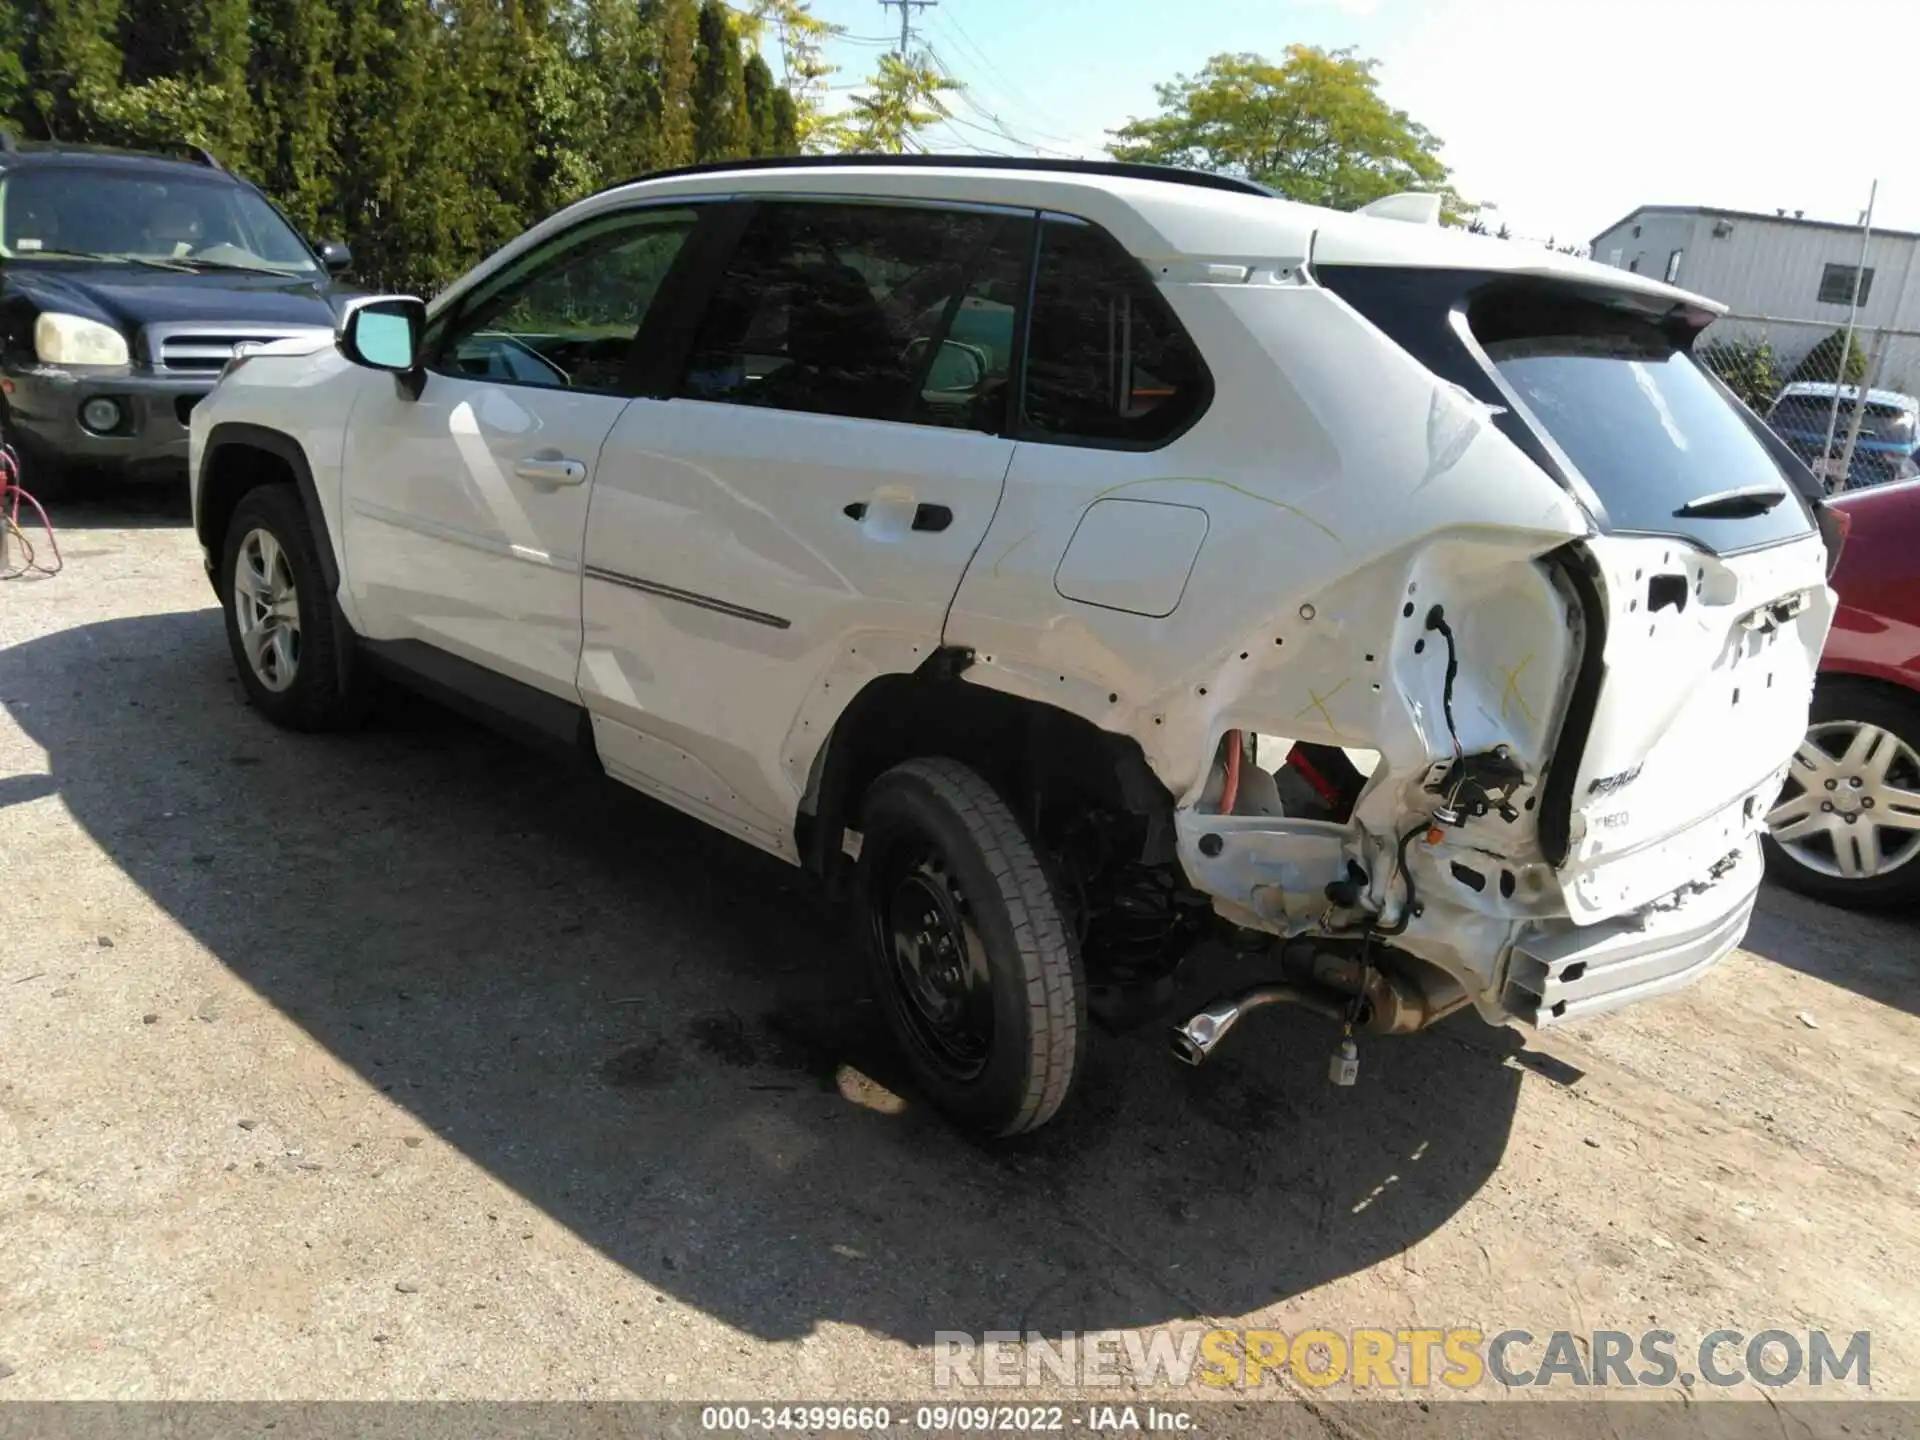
1425, 604, 1461, 756
0, 437, 63, 580
1367, 821, 1428, 937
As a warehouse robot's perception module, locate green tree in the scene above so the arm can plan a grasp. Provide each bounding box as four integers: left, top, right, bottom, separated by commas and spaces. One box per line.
690, 0, 747, 162
828, 50, 958, 154
1699, 336, 1783, 414
638, 0, 698, 170
1790, 328, 1870, 388
1106, 46, 1454, 214
0, 0, 32, 125
743, 49, 777, 155
16, 0, 124, 138
247, 0, 341, 233
101, 0, 255, 160
747, 0, 839, 149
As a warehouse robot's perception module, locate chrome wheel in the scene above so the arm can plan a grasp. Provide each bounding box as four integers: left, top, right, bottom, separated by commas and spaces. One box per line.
231, 527, 301, 693
1768, 720, 1920, 880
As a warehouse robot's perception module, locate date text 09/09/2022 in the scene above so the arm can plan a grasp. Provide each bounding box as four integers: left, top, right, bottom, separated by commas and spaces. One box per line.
700, 1405, 1195, 1432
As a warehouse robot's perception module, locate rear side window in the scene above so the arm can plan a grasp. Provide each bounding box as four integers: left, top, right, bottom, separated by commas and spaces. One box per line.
1019, 216, 1210, 447
678, 201, 1032, 432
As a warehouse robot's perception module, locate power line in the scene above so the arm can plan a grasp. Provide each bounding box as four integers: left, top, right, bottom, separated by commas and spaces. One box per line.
923, 44, 1084, 159
877, 0, 937, 56
925, 9, 1079, 146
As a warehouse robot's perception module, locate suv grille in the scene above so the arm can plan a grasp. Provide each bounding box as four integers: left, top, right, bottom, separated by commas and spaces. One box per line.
144, 324, 332, 373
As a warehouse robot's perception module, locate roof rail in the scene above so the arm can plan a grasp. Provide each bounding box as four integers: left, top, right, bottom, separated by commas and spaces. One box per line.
0, 130, 222, 169
600, 152, 1280, 201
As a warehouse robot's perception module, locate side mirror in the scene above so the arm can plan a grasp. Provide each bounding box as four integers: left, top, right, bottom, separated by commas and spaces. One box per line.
317, 240, 353, 275
337, 295, 425, 375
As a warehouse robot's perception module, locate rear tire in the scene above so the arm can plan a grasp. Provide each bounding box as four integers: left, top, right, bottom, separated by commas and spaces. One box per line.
1763, 678, 1920, 908
218, 484, 373, 732
857, 758, 1087, 1136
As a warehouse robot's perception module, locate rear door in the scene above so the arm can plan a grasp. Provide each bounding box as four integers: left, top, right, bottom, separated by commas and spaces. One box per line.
576, 198, 1034, 851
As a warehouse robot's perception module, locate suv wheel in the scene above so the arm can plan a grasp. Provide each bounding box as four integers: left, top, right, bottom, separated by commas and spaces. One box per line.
857, 758, 1087, 1136
1764, 679, 1920, 907
219, 485, 371, 731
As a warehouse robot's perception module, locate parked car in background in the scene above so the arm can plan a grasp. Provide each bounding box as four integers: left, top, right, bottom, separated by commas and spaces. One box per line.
1766, 477, 1920, 906
190, 155, 1840, 1136
1765, 381, 1920, 491
0, 133, 354, 498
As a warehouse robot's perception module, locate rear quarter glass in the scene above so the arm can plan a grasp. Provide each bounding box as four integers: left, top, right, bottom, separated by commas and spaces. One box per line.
1316, 265, 1817, 555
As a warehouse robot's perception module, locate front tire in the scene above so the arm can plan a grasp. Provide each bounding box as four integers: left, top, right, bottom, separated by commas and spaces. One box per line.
857, 758, 1087, 1136
1764, 678, 1920, 908
218, 484, 371, 731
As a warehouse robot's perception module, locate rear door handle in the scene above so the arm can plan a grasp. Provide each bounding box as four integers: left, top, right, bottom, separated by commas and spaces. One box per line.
514, 455, 588, 486
843, 501, 952, 532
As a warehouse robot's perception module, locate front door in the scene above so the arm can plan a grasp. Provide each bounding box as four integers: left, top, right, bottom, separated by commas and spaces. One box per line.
577, 199, 1035, 851
339, 204, 705, 697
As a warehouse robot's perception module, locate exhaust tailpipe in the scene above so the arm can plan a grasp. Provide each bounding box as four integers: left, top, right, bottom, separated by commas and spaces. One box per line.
1168, 984, 1346, 1066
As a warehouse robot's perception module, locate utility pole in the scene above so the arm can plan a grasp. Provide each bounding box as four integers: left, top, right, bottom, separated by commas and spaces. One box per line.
878, 0, 935, 55
1819, 178, 1878, 486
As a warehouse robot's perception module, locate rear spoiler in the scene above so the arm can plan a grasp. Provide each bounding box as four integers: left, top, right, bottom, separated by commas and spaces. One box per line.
1356, 192, 1445, 226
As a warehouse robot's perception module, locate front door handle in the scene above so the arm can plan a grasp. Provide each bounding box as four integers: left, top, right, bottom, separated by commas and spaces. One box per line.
514, 454, 588, 486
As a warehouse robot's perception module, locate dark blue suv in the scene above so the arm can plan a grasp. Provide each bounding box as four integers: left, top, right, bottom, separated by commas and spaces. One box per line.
0, 134, 354, 498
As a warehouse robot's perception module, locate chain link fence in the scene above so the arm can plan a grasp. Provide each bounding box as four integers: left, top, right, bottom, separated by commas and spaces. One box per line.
1697, 317, 1920, 491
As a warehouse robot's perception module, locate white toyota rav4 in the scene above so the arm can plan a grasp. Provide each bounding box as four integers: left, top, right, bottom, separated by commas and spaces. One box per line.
189, 156, 1842, 1136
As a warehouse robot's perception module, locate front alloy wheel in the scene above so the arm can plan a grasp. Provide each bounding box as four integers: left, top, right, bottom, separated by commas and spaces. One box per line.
1765, 681, 1920, 908
232, 527, 303, 692
218, 483, 372, 731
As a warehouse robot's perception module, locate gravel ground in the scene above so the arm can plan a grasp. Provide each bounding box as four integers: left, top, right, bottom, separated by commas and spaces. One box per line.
3, 488, 1918, 1434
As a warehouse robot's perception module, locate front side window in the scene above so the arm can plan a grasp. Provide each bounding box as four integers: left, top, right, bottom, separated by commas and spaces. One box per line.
679, 201, 1031, 432
1019, 216, 1210, 447
430, 207, 699, 395
0, 167, 318, 274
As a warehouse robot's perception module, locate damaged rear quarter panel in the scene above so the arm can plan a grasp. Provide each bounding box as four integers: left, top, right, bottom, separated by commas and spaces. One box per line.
946, 279, 1590, 790
943, 276, 1594, 994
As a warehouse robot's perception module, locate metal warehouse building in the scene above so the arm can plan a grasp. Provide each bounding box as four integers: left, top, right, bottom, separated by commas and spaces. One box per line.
1590, 204, 1920, 396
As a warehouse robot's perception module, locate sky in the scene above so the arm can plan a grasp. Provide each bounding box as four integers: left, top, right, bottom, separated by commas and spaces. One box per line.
800, 0, 1920, 248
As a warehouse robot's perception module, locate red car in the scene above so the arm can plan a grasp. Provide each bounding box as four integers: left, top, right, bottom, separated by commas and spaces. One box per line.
1765, 477, 1920, 905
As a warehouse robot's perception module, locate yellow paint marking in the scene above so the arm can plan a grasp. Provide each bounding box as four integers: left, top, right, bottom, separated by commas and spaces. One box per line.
1499, 654, 1536, 724
1089, 475, 1343, 544
1295, 677, 1352, 738
989, 529, 1035, 578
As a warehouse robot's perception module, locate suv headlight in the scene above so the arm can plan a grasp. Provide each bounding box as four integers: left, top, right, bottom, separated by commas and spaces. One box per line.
34, 313, 131, 367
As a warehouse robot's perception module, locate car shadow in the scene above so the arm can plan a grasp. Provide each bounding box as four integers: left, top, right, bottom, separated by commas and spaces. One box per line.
55, 484, 195, 526
2, 606, 1527, 1344
1739, 885, 1919, 1018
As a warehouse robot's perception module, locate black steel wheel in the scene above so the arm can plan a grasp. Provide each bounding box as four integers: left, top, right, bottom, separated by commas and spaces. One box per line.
858, 758, 1086, 1136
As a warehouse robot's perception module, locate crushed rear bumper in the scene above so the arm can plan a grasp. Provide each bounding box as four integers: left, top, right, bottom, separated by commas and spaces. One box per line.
1501, 839, 1761, 1027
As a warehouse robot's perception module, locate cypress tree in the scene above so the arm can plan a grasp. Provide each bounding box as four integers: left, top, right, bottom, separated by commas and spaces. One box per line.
638, 0, 697, 170
690, 0, 746, 163
247, 0, 340, 229
17, 0, 124, 138
742, 50, 772, 156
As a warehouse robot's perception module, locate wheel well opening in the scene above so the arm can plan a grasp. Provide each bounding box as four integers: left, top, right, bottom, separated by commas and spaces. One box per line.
804, 665, 1174, 875
199, 443, 298, 568
803, 660, 1209, 991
